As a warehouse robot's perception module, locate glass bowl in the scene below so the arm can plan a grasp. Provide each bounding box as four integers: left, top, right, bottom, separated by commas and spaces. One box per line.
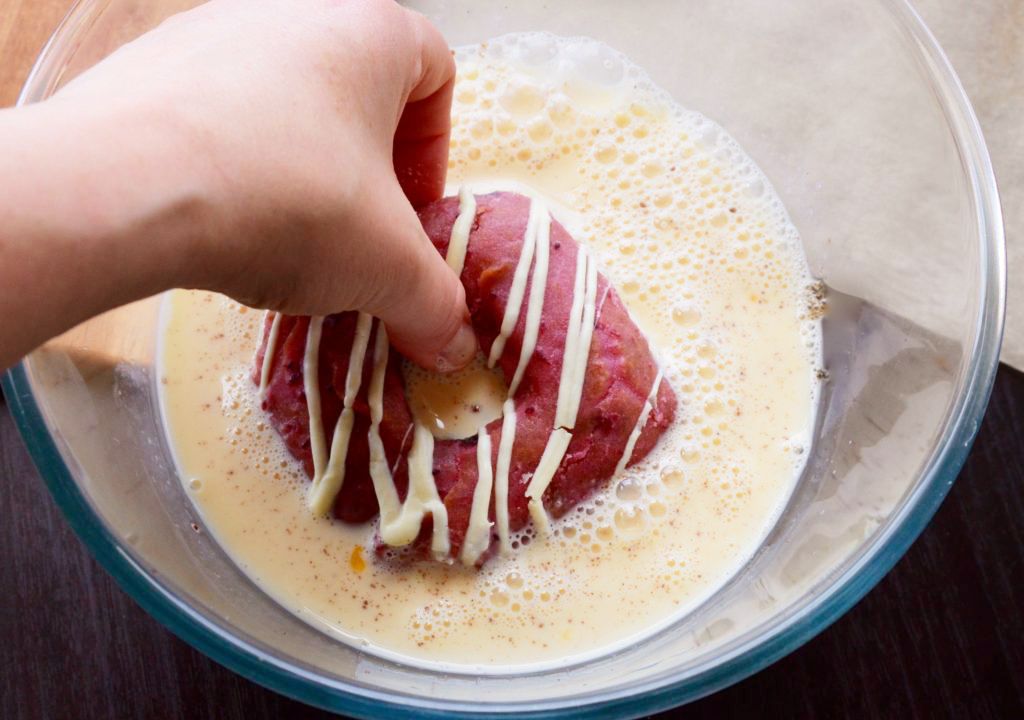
2, 0, 1005, 716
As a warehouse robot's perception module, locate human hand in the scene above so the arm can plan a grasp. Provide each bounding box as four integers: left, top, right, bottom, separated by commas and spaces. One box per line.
48, 0, 474, 370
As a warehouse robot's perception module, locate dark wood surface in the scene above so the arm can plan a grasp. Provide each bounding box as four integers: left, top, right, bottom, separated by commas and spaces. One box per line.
1, 365, 1021, 719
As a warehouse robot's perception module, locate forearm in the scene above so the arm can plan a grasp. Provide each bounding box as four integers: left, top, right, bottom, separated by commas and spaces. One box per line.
0, 97, 212, 369
0, 0, 470, 374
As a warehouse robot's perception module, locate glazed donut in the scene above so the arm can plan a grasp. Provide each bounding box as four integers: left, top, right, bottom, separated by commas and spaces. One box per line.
253, 191, 676, 565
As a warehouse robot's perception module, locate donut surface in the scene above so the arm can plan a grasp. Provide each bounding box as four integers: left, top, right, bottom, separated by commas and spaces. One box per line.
253, 191, 676, 564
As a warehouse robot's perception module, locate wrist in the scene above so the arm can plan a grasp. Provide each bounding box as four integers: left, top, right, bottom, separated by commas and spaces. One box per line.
0, 82, 228, 366
31, 92, 220, 302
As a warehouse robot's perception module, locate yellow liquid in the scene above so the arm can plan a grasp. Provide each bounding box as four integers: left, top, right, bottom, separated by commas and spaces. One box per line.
403, 354, 507, 439
158, 33, 821, 672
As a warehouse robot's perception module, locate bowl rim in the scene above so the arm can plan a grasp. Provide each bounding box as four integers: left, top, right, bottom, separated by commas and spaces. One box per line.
2, 0, 1006, 716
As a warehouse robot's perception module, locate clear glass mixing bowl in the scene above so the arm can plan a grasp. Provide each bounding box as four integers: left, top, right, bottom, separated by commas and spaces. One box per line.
2, 0, 1005, 716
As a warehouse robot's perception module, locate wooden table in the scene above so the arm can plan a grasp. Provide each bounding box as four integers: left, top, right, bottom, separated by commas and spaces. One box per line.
1, 2, 1022, 718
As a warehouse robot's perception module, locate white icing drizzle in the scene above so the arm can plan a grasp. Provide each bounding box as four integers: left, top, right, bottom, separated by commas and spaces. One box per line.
406, 423, 452, 558
553, 248, 588, 424
525, 246, 600, 529
571, 256, 600, 414
493, 399, 517, 555
366, 325, 451, 558
446, 187, 477, 277
367, 328, 401, 509
556, 248, 599, 428
257, 311, 282, 399
303, 316, 328, 489
460, 430, 494, 565
308, 313, 373, 515
487, 202, 539, 367
615, 368, 664, 476
526, 428, 572, 532
508, 202, 551, 397
485, 198, 553, 555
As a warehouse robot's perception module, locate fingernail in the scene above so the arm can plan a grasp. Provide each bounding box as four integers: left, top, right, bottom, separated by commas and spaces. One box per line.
435, 322, 477, 372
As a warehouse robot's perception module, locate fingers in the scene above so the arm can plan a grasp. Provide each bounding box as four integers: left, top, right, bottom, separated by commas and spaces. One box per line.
360, 187, 476, 372
394, 11, 455, 207
379, 9, 471, 368
404, 10, 456, 106
394, 82, 453, 207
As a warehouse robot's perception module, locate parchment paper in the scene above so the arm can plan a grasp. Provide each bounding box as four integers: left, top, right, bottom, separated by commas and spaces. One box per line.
917, 0, 1023, 368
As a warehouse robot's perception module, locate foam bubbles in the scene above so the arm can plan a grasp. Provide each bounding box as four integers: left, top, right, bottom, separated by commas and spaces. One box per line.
166, 32, 824, 669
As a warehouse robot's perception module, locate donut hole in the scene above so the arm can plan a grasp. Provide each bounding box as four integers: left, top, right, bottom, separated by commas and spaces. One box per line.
403, 351, 509, 440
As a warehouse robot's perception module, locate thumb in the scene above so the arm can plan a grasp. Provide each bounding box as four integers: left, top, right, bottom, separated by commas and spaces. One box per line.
361, 198, 477, 372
